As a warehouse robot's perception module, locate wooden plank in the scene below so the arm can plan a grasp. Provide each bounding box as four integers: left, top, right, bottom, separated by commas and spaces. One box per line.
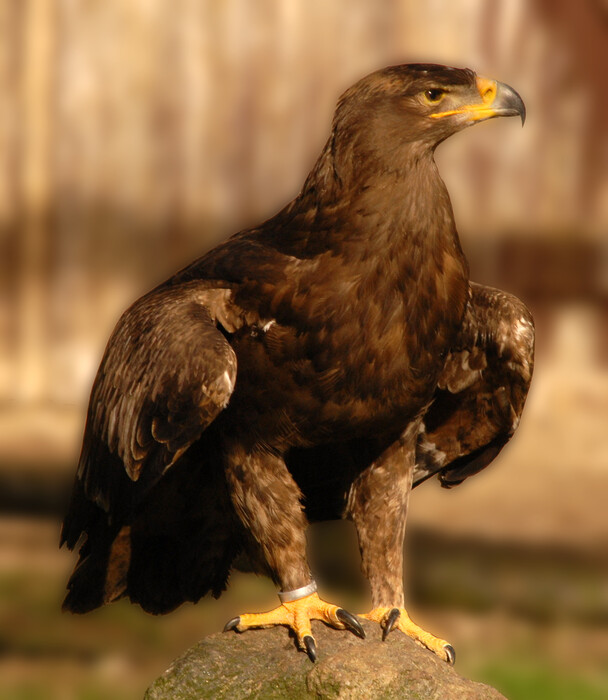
18, 0, 55, 402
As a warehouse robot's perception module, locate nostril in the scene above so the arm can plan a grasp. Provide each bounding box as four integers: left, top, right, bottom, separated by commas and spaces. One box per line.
482, 86, 495, 103
476, 77, 497, 104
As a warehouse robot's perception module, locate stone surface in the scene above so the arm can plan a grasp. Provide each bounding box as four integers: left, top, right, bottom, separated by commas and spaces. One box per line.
145, 620, 506, 699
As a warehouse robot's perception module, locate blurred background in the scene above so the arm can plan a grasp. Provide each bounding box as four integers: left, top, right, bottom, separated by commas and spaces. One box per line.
1, 0, 607, 698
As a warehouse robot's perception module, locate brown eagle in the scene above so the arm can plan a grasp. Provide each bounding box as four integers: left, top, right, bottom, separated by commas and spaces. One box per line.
61, 64, 534, 663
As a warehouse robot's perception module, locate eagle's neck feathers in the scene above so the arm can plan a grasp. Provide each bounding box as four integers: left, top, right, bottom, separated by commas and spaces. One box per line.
260, 142, 471, 404
288, 141, 468, 293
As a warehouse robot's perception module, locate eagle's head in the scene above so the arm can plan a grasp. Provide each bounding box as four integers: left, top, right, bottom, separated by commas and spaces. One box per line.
331, 63, 525, 167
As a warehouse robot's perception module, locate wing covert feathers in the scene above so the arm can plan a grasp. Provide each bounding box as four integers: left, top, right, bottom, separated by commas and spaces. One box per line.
414, 283, 534, 488
64, 283, 238, 535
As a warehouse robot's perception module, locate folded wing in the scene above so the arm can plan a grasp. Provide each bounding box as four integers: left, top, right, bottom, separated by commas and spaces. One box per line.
414, 282, 535, 488
61, 282, 238, 547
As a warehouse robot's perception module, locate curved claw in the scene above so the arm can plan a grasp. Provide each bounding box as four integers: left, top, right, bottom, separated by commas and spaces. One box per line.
382, 607, 401, 641
303, 635, 317, 662
444, 644, 456, 665
336, 608, 366, 639
223, 616, 240, 633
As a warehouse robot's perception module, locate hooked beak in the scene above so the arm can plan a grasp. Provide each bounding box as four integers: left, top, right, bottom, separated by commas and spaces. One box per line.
431, 76, 526, 126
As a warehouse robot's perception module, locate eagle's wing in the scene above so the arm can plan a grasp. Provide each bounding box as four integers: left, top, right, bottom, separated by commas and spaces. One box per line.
61, 281, 241, 547
414, 282, 534, 488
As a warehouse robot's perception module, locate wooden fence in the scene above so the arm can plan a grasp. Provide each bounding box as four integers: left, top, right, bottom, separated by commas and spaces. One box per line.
0, 0, 606, 407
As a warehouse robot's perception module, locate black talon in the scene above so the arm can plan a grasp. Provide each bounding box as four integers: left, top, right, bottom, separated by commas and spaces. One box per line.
303, 635, 317, 663
444, 644, 456, 665
336, 608, 366, 639
382, 608, 401, 641
223, 616, 240, 632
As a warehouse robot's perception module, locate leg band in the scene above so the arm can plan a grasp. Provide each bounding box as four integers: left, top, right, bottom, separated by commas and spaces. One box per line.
278, 580, 317, 603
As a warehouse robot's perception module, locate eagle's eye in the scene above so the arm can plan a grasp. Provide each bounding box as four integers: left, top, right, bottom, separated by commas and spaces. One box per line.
423, 88, 446, 104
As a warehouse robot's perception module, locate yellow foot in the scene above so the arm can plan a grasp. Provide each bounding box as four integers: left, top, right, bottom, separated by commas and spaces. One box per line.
361, 607, 455, 664
224, 592, 365, 661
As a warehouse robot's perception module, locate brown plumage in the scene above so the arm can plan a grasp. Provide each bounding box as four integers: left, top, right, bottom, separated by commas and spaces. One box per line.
61, 64, 533, 659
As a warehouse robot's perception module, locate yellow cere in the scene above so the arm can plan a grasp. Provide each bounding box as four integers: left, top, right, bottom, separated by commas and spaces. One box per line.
430, 76, 498, 120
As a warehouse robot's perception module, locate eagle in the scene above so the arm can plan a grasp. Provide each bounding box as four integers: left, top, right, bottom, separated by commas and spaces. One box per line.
61, 64, 534, 664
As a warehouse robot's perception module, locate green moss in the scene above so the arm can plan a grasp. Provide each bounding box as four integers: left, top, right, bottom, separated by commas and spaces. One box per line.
477, 661, 608, 700
0, 683, 134, 700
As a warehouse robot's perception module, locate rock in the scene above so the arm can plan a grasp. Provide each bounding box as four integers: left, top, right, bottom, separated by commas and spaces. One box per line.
145, 620, 506, 699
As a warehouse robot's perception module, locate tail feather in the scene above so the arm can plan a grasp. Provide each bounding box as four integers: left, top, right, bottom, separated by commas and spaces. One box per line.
61, 448, 241, 615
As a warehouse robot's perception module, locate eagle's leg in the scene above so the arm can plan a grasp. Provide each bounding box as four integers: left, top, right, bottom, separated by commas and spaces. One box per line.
223, 446, 364, 660
346, 430, 455, 664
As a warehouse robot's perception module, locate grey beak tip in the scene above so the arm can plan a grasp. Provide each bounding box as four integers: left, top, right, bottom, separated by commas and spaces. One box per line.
495, 80, 526, 127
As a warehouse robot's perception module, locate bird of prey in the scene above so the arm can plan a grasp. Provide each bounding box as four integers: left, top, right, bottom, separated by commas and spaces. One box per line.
61, 64, 534, 664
